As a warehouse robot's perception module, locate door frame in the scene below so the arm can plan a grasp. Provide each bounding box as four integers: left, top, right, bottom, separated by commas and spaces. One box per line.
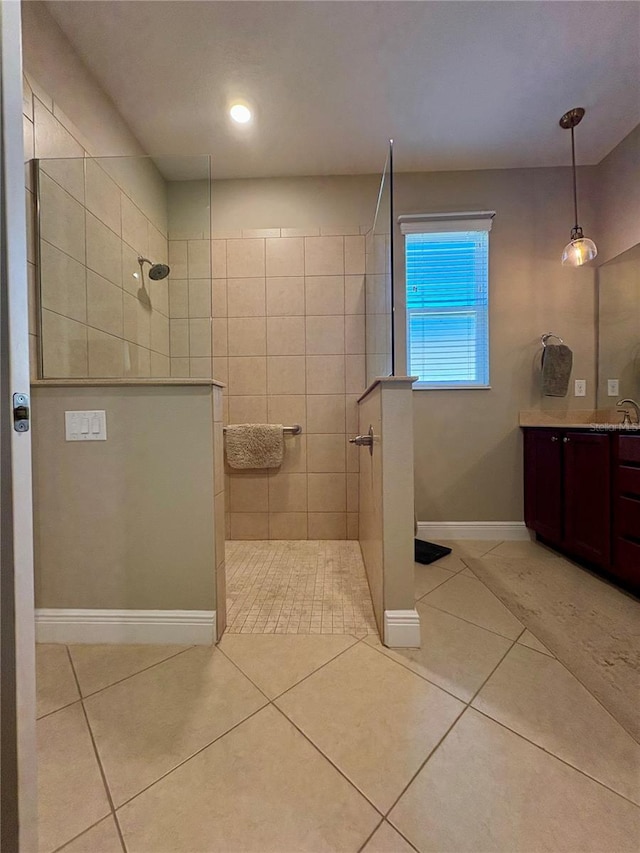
1, 1, 38, 849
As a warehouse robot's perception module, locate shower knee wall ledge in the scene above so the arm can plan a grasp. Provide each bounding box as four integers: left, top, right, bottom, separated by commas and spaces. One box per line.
416, 521, 529, 540
34, 609, 216, 645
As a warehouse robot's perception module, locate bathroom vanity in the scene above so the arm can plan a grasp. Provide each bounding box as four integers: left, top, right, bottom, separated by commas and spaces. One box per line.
523, 426, 640, 590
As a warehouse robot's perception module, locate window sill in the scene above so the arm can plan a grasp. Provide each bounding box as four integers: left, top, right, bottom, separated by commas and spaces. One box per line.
412, 384, 492, 391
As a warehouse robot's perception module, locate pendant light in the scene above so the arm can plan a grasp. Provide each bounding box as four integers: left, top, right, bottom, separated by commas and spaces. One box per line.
559, 107, 597, 266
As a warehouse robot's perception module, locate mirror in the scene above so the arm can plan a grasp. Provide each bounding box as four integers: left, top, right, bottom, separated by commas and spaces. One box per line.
597, 243, 640, 409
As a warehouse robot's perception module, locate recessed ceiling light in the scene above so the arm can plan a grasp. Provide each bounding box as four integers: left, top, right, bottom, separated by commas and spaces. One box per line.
230, 103, 252, 124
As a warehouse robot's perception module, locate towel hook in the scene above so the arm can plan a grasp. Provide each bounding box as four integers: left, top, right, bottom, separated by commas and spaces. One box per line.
540, 332, 564, 348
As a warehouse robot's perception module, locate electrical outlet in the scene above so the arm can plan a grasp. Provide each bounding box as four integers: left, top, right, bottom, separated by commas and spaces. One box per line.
574, 379, 586, 397
608, 379, 620, 397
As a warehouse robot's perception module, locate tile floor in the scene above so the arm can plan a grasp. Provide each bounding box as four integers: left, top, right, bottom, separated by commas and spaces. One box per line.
225, 539, 378, 634
36, 539, 640, 852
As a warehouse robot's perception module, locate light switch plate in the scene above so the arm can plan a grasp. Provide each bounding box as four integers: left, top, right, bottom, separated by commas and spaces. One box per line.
65, 410, 107, 441
574, 379, 586, 397
608, 379, 620, 397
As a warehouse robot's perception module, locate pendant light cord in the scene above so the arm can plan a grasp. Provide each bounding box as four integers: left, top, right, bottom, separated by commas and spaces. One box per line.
571, 125, 579, 230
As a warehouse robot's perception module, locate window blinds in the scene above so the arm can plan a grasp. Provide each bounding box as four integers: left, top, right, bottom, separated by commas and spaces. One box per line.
403, 216, 492, 388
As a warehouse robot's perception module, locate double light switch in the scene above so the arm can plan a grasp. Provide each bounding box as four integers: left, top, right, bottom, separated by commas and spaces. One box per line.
65, 410, 107, 441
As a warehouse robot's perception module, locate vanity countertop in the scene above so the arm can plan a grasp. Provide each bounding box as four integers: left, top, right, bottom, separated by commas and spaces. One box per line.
519, 409, 639, 431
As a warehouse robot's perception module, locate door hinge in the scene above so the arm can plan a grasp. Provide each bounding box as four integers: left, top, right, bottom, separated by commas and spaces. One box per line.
13, 393, 30, 432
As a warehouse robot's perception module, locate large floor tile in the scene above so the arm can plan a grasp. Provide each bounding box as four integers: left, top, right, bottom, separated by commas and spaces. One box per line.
117, 705, 380, 853
472, 643, 640, 804
68, 643, 190, 696
366, 603, 512, 702
414, 563, 454, 600
36, 644, 80, 718
389, 708, 640, 853
438, 539, 502, 560
84, 646, 267, 806
37, 703, 110, 853
485, 539, 562, 560
517, 628, 554, 656
219, 633, 357, 698
276, 642, 464, 811
362, 821, 416, 852
57, 816, 123, 853
421, 574, 523, 639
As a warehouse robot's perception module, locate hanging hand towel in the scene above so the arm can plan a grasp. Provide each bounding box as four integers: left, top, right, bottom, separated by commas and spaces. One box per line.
225, 424, 284, 469
541, 344, 573, 397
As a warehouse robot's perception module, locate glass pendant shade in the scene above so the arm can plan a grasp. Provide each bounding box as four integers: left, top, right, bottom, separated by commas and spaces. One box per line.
562, 235, 598, 267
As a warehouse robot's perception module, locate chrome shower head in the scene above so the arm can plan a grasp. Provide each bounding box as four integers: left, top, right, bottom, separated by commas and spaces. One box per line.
137, 256, 170, 280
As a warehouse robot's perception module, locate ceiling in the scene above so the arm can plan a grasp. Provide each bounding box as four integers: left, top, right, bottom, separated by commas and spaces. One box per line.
46, 0, 640, 180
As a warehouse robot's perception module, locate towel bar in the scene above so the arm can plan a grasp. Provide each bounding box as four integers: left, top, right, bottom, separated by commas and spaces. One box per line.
541, 332, 564, 348
223, 424, 302, 435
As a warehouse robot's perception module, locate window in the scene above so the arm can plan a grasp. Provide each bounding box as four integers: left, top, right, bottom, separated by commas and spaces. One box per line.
400, 212, 494, 389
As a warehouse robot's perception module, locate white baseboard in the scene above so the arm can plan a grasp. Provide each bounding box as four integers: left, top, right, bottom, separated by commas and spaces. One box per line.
383, 609, 421, 648
416, 521, 530, 541
35, 609, 216, 645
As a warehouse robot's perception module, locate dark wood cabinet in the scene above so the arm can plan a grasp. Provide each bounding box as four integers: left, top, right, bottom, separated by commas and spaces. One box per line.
523, 429, 563, 542
562, 433, 610, 565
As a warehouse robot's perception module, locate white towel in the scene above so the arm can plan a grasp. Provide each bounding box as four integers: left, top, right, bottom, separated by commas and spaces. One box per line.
225, 424, 284, 469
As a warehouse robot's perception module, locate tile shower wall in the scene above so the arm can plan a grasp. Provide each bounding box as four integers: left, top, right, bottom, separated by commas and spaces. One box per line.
202, 228, 368, 540
23, 73, 169, 379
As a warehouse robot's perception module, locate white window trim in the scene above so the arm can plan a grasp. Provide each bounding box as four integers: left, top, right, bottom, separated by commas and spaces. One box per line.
400, 211, 495, 389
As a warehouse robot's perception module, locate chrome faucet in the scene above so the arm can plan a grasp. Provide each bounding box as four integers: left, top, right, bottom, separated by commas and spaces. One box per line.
616, 398, 640, 425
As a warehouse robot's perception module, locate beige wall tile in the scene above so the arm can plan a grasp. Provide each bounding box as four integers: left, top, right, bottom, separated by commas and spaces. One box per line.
189, 318, 212, 358
86, 212, 121, 286
213, 318, 228, 357
243, 228, 280, 239
171, 357, 189, 377
267, 395, 307, 430
227, 278, 266, 317
267, 356, 306, 395
266, 277, 305, 317
85, 159, 121, 235
39, 173, 85, 263
150, 311, 170, 356
41, 310, 88, 377
346, 354, 366, 394
40, 240, 87, 323
281, 227, 320, 238
121, 195, 148, 256
345, 275, 366, 315
30, 333, 39, 381
306, 316, 345, 355
229, 357, 267, 395
122, 244, 142, 296
169, 241, 188, 279
268, 513, 308, 540
346, 395, 359, 433
305, 276, 344, 316
169, 280, 189, 318
170, 319, 189, 358
124, 292, 151, 349
40, 158, 85, 206
347, 473, 359, 512
307, 434, 346, 473
189, 357, 212, 378
266, 317, 305, 356
308, 473, 347, 512
347, 513, 359, 540
344, 235, 366, 275
22, 75, 33, 119
213, 357, 229, 388
33, 97, 83, 159
212, 240, 227, 278
268, 472, 308, 512
212, 278, 227, 317
125, 343, 151, 378
279, 434, 307, 473
188, 240, 211, 278
228, 396, 268, 424
228, 317, 266, 357
304, 236, 344, 276
86, 271, 124, 338
266, 238, 304, 277
88, 328, 124, 378
27, 262, 38, 333
306, 355, 345, 394
229, 474, 269, 513
188, 279, 212, 318
25, 189, 36, 264
308, 513, 347, 540
307, 395, 346, 434
345, 315, 365, 354
227, 239, 265, 278
229, 513, 269, 539
346, 437, 360, 473
150, 278, 169, 317
148, 224, 168, 265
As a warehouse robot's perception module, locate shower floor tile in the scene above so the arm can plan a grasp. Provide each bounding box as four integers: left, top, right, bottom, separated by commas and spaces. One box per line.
224, 539, 378, 635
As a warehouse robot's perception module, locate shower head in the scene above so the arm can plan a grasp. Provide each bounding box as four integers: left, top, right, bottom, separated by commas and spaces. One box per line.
137, 256, 170, 280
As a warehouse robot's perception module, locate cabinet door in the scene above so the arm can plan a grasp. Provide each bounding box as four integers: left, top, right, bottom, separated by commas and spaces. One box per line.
563, 433, 610, 566
523, 429, 563, 543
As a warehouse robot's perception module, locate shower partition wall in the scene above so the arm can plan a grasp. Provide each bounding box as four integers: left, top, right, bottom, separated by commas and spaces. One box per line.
365, 141, 394, 386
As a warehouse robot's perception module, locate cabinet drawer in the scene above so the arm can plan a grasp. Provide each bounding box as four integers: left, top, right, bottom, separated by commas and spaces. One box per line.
616, 495, 640, 537
613, 537, 640, 585
617, 436, 640, 464
617, 465, 640, 497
